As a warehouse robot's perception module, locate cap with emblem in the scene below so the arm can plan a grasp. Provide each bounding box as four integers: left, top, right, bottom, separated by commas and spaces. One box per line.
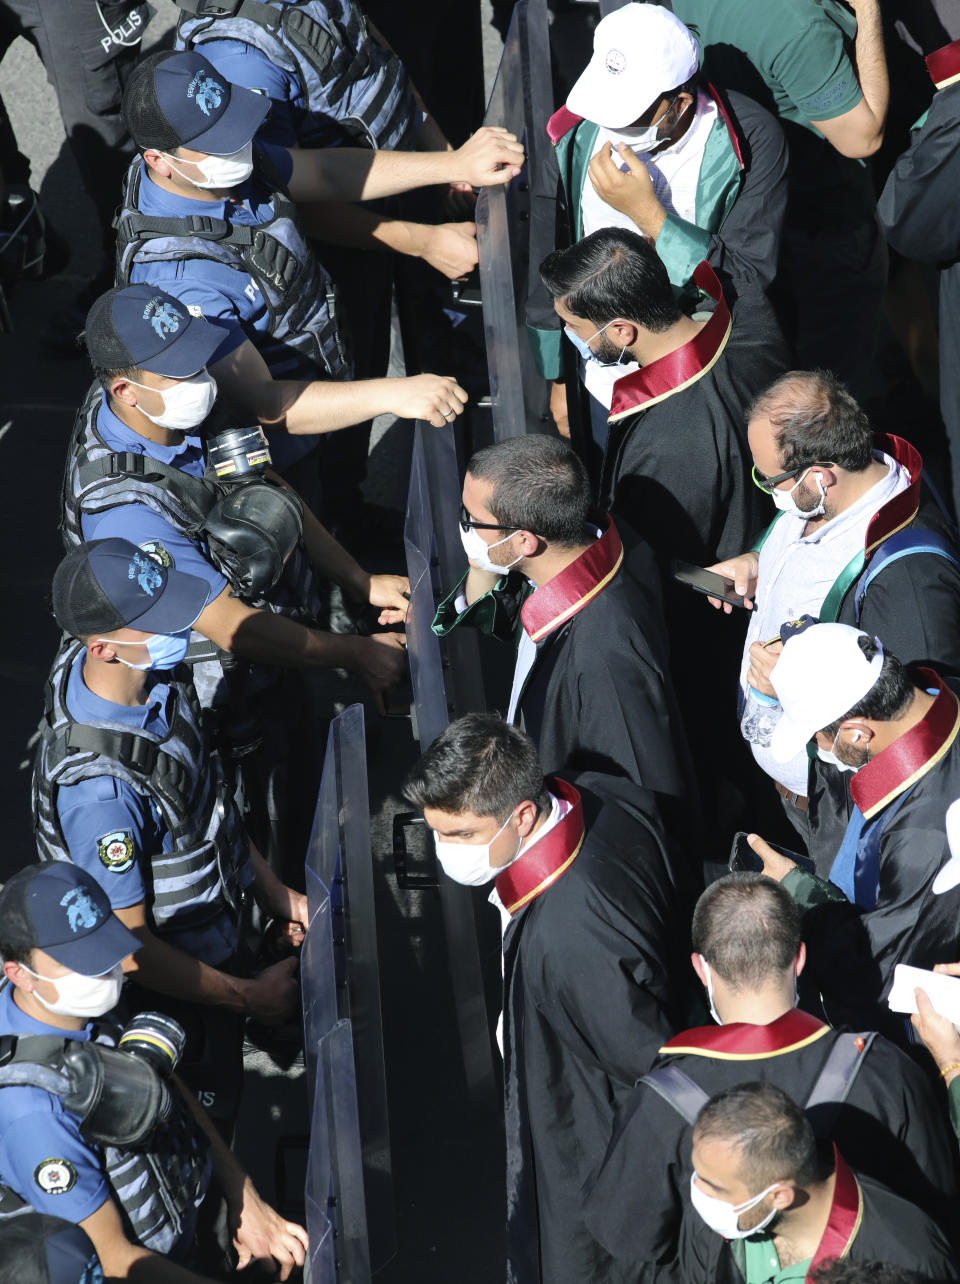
566, 2, 700, 130
0, 1213, 100, 1284
769, 623, 885, 763
0, 863, 139, 976
85, 284, 226, 379
51, 537, 208, 639
123, 49, 269, 155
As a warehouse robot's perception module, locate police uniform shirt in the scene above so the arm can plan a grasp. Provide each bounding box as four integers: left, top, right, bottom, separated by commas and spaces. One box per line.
81, 394, 228, 605
0, 985, 109, 1225
54, 649, 245, 967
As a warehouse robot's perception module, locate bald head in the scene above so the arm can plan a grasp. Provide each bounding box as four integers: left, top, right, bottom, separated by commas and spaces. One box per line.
748, 370, 873, 476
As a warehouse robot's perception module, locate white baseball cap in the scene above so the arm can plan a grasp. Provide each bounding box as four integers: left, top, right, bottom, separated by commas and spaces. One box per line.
769, 623, 885, 763
566, 3, 700, 130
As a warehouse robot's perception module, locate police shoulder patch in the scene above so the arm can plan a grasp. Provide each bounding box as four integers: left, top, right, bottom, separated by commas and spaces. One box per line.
34, 1158, 77, 1195
97, 830, 135, 874
138, 540, 174, 570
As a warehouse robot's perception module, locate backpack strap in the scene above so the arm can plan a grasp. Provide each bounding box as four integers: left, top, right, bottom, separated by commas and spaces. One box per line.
638, 1064, 710, 1125
804, 1031, 876, 1137
854, 528, 960, 625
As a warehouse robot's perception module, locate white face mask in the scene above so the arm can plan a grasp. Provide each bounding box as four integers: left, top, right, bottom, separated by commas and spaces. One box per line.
689, 1172, 780, 1240
459, 522, 523, 576
433, 814, 522, 887
159, 140, 254, 189
21, 962, 124, 1019
614, 98, 692, 153
127, 370, 218, 431
770, 468, 826, 519
816, 728, 862, 773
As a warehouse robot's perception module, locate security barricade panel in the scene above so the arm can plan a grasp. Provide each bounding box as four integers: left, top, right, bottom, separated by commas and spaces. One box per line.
477, 0, 553, 439
403, 423, 499, 1108
302, 706, 394, 1281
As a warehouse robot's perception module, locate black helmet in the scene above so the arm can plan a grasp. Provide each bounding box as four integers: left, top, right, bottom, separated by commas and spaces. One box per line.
202, 481, 303, 597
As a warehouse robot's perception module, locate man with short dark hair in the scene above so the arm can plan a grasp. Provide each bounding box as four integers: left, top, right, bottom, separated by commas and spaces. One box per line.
432, 433, 698, 837
709, 370, 960, 839
680, 1083, 956, 1282
584, 873, 959, 1273
538, 227, 783, 565
403, 713, 687, 1284
752, 623, 960, 1036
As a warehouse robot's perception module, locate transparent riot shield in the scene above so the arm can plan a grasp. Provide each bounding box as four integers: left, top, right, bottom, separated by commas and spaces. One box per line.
477, 0, 554, 439
302, 705, 394, 1282
403, 423, 499, 1109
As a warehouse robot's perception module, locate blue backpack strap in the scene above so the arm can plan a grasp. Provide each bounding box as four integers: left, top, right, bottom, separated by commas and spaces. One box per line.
639, 1064, 710, 1125
854, 528, 960, 625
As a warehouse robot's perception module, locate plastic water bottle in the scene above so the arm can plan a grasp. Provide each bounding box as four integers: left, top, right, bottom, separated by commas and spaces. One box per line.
740, 686, 781, 748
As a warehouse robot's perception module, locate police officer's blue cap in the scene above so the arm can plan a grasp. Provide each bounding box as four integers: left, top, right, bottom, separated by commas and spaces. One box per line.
0, 864, 140, 977
0, 1212, 102, 1283
86, 285, 226, 379
123, 49, 269, 155
51, 538, 209, 640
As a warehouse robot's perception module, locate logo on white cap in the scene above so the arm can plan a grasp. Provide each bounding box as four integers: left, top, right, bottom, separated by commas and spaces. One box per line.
605, 49, 627, 75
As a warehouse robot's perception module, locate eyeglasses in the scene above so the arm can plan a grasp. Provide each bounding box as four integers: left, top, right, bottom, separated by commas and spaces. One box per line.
751, 462, 832, 495
459, 504, 545, 539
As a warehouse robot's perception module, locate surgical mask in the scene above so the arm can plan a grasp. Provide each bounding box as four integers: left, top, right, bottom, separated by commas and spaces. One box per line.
434, 814, 522, 887
689, 1172, 779, 1240
564, 320, 628, 367
127, 370, 218, 431
459, 522, 522, 576
159, 140, 254, 189
21, 962, 124, 1019
816, 728, 862, 773
612, 97, 692, 154
98, 627, 192, 671
770, 468, 826, 519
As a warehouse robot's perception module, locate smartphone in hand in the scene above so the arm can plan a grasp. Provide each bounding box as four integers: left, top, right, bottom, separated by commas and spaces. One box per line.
728, 831, 816, 877
672, 560, 748, 609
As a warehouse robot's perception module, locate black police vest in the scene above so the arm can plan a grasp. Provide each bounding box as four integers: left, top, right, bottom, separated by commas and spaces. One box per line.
0, 1016, 210, 1256
175, 0, 419, 150
33, 638, 249, 936
114, 149, 351, 382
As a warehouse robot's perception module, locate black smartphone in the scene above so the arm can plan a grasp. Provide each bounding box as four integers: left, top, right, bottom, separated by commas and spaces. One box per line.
671, 560, 747, 608
728, 831, 816, 877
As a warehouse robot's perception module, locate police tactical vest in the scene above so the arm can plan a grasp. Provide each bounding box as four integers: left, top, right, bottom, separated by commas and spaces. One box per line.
0, 1019, 210, 1255
114, 149, 351, 383
33, 639, 249, 936
61, 383, 319, 624
174, 0, 419, 151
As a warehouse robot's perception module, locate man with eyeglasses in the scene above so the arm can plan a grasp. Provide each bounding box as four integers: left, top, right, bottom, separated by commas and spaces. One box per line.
708, 369, 960, 842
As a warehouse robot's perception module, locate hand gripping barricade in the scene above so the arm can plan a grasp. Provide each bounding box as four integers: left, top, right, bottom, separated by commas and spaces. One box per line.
402, 424, 499, 1110
476, 0, 554, 440
174, 0, 420, 151
301, 705, 393, 1282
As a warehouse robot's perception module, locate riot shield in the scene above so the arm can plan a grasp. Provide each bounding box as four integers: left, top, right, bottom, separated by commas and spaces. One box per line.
477, 0, 554, 439
403, 423, 499, 1109
302, 705, 394, 1282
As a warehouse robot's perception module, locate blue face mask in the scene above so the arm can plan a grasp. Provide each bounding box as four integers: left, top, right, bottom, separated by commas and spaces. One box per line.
97, 627, 192, 671
563, 320, 627, 367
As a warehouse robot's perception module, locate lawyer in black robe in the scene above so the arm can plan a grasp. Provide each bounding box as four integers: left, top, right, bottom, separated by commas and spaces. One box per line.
496, 773, 686, 1284
677, 1147, 959, 1284
584, 1010, 959, 1275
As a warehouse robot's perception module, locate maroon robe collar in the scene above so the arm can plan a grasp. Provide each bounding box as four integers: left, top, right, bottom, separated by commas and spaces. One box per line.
607, 261, 732, 424
660, 1009, 829, 1060
807, 1148, 863, 1276
519, 514, 623, 644
862, 433, 923, 555
494, 777, 584, 916
926, 39, 960, 90
850, 668, 960, 820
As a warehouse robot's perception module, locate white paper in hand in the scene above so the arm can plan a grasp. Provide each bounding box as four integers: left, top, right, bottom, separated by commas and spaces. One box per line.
932, 798, 960, 894
888, 964, 960, 1022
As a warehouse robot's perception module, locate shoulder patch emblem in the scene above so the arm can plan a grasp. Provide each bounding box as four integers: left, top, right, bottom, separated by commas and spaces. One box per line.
34, 1158, 77, 1195
185, 304, 204, 319
97, 830, 135, 873
138, 540, 174, 570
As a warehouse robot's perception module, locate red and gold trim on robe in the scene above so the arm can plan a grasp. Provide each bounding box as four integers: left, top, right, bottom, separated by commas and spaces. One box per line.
806, 1148, 863, 1277
607, 260, 732, 424
861, 433, 922, 557
659, 1009, 830, 1060
926, 39, 960, 91
520, 514, 623, 644
494, 776, 584, 917
849, 668, 960, 821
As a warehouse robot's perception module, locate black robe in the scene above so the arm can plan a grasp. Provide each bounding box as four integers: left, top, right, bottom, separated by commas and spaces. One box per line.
677, 1150, 959, 1284
499, 775, 687, 1284
584, 1010, 959, 1276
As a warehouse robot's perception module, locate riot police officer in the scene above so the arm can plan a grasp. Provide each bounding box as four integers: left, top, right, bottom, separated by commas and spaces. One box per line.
0, 862, 308, 1280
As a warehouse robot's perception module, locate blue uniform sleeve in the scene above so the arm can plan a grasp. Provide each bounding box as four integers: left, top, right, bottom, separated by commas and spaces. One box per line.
80, 505, 227, 602
197, 39, 301, 148
56, 776, 151, 910
256, 140, 295, 186
2, 1104, 109, 1224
